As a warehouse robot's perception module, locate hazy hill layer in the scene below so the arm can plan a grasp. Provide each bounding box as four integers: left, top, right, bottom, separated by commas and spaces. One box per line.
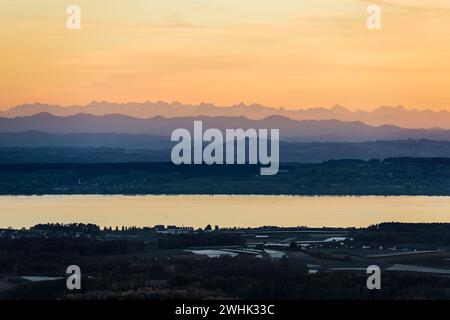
2, 102, 450, 129
2, 113, 450, 142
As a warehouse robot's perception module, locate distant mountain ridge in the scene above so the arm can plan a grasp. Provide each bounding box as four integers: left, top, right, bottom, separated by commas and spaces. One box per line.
2, 113, 450, 142
1, 101, 450, 129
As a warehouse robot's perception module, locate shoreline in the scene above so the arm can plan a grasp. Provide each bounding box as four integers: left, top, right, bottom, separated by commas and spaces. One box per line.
1, 194, 450, 198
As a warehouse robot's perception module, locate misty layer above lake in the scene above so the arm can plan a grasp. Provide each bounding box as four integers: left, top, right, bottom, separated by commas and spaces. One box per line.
2, 140, 450, 163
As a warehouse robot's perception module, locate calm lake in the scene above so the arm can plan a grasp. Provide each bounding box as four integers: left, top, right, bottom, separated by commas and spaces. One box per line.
1, 195, 450, 229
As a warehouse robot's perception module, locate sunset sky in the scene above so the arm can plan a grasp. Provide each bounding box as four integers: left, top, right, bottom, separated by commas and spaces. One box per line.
1, 0, 450, 111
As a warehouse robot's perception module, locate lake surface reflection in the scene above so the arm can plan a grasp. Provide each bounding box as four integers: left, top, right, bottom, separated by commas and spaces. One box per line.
1, 195, 450, 228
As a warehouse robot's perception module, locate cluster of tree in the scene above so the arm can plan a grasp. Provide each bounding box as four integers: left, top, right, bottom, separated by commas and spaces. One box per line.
158, 232, 245, 249
0, 238, 144, 256
351, 223, 450, 246
31, 223, 101, 235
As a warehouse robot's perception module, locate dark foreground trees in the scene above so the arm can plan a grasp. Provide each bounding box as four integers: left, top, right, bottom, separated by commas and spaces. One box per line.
2, 251, 450, 300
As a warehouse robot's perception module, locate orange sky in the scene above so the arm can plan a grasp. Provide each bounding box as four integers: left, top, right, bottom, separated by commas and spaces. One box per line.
1, 0, 450, 111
